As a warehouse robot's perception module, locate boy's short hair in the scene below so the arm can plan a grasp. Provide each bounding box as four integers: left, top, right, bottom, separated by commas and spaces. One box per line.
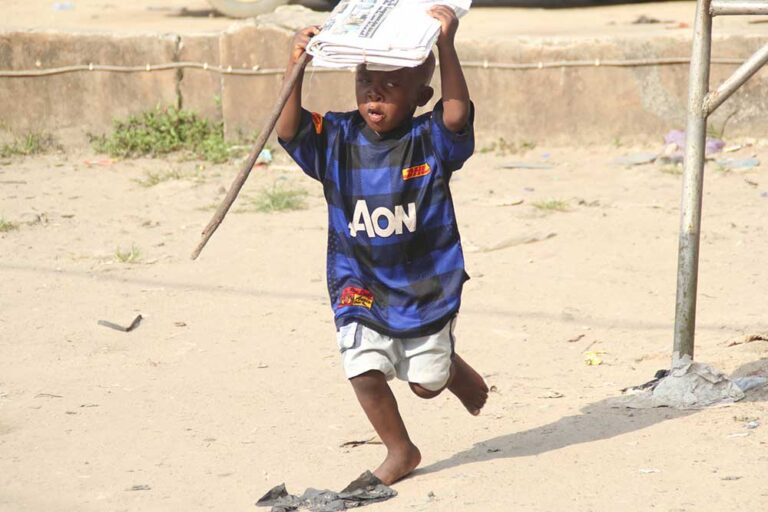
416, 52, 436, 87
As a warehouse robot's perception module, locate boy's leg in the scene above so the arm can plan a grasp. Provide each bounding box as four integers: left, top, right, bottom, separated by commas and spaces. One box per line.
350, 370, 421, 485
399, 319, 489, 415
447, 353, 489, 416
409, 354, 488, 415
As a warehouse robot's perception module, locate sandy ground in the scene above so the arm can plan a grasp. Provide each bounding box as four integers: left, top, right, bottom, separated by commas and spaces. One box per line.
2, 1, 768, 511
1, 137, 767, 511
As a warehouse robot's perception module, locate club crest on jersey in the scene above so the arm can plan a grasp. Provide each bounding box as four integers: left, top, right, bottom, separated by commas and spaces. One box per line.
338, 286, 374, 309
402, 163, 431, 180
311, 112, 323, 134
348, 199, 417, 238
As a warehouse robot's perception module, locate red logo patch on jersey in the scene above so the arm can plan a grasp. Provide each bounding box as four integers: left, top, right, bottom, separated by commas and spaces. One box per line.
402, 163, 431, 181
338, 287, 374, 309
311, 112, 324, 135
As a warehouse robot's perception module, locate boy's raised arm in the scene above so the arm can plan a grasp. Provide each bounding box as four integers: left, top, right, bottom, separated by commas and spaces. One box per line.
429, 5, 470, 133
276, 26, 320, 142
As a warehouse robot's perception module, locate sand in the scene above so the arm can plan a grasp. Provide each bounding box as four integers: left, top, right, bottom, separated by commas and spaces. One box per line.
1, 138, 767, 511
2, 1, 768, 511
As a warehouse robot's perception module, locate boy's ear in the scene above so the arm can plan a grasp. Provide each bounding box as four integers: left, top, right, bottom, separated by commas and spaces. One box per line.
417, 86, 434, 107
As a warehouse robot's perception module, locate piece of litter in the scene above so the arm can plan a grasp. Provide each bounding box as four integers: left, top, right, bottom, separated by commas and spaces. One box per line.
256, 148, 273, 165
539, 390, 564, 399
469, 232, 556, 253
726, 332, 768, 347
496, 198, 524, 207
97, 314, 143, 332
727, 432, 751, 438
613, 152, 657, 166
257, 363, 269, 369
174, 321, 187, 327
732, 376, 768, 392
716, 157, 760, 170
339, 437, 381, 448
745, 420, 760, 429
721, 476, 742, 481
255, 470, 396, 511
639, 468, 660, 474
566, 334, 585, 343
126, 484, 151, 491
584, 351, 604, 366
498, 162, 554, 170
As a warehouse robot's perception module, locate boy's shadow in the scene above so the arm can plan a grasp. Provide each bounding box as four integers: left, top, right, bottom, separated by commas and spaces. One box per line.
416, 358, 768, 476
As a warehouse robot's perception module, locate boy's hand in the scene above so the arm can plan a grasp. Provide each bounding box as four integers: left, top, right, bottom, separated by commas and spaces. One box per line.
289, 26, 321, 64
428, 5, 459, 49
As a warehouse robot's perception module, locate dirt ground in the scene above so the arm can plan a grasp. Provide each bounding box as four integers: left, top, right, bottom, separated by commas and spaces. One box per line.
1, 135, 767, 511
2, 1, 768, 511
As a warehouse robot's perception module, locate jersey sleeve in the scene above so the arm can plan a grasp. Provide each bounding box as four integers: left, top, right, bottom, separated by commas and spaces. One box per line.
430, 100, 475, 173
278, 108, 331, 181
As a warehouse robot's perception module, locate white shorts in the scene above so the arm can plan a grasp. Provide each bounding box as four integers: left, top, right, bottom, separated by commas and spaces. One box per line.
336, 317, 456, 392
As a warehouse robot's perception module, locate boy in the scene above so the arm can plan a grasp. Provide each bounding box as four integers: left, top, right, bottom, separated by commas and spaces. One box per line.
276, 5, 488, 485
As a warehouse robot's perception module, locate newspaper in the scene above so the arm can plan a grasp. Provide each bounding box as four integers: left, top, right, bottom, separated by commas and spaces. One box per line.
307, 0, 472, 71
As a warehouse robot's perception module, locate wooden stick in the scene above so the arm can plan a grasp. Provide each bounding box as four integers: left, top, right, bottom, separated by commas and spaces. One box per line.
190, 52, 310, 260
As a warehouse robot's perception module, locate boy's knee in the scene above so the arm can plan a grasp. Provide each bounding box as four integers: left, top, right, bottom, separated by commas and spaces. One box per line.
409, 382, 445, 399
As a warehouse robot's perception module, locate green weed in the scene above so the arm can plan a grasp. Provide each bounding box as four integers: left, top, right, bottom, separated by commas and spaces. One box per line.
0, 132, 60, 158
532, 199, 570, 212
91, 106, 232, 163
114, 244, 142, 263
478, 138, 537, 156
251, 182, 307, 213
0, 217, 19, 232
134, 167, 205, 187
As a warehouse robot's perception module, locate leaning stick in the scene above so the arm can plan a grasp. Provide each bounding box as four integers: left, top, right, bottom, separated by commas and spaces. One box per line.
190, 52, 310, 260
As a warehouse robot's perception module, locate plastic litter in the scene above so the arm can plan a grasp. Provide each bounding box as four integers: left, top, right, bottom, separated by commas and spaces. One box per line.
52, 2, 75, 10
584, 351, 604, 366
256, 471, 396, 512
715, 157, 760, 170
616, 356, 748, 409
732, 376, 768, 392
498, 162, 554, 170
257, 148, 273, 165
612, 152, 657, 167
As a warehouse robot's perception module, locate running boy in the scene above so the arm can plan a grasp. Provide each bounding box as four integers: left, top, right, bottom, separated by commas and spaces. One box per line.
276, 5, 488, 485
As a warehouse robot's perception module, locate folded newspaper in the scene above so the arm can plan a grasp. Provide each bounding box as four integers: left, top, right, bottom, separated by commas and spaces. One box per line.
307, 0, 472, 71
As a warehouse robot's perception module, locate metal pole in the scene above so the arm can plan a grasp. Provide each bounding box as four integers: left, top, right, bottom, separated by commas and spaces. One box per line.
710, 0, 768, 16
705, 43, 768, 114
673, 0, 713, 364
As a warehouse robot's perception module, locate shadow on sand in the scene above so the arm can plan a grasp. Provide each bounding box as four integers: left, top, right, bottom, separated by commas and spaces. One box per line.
417, 357, 768, 476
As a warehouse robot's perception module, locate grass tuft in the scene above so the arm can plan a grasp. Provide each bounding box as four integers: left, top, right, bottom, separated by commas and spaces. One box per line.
532, 199, 570, 212
134, 167, 205, 188
252, 182, 308, 213
478, 137, 536, 156
0, 132, 60, 158
0, 217, 19, 232
114, 244, 142, 264
91, 106, 233, 163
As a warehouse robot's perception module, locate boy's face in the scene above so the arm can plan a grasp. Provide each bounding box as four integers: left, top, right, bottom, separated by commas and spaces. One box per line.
355, 65, 433, 134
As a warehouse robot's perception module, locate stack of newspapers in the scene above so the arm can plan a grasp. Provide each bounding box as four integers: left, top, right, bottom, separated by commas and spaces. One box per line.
307, 0, 472, 70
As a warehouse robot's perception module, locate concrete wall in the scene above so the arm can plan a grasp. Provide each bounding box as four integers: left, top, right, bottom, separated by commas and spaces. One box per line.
1, 24, 767, 147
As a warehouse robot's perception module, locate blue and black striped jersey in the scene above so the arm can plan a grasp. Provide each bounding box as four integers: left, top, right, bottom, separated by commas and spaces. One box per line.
279, 101, 474, 337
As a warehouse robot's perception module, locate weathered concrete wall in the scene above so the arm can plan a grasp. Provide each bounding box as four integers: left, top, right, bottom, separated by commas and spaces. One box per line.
0, 31, 179, 144
0, 24, 766, 147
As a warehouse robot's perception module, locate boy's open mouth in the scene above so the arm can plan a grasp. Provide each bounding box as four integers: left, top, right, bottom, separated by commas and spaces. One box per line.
367, 106, 384, 124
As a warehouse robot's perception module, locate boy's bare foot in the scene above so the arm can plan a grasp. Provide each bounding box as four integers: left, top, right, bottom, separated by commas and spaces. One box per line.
448, 354, 489, 415
373, 442, 422, 485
